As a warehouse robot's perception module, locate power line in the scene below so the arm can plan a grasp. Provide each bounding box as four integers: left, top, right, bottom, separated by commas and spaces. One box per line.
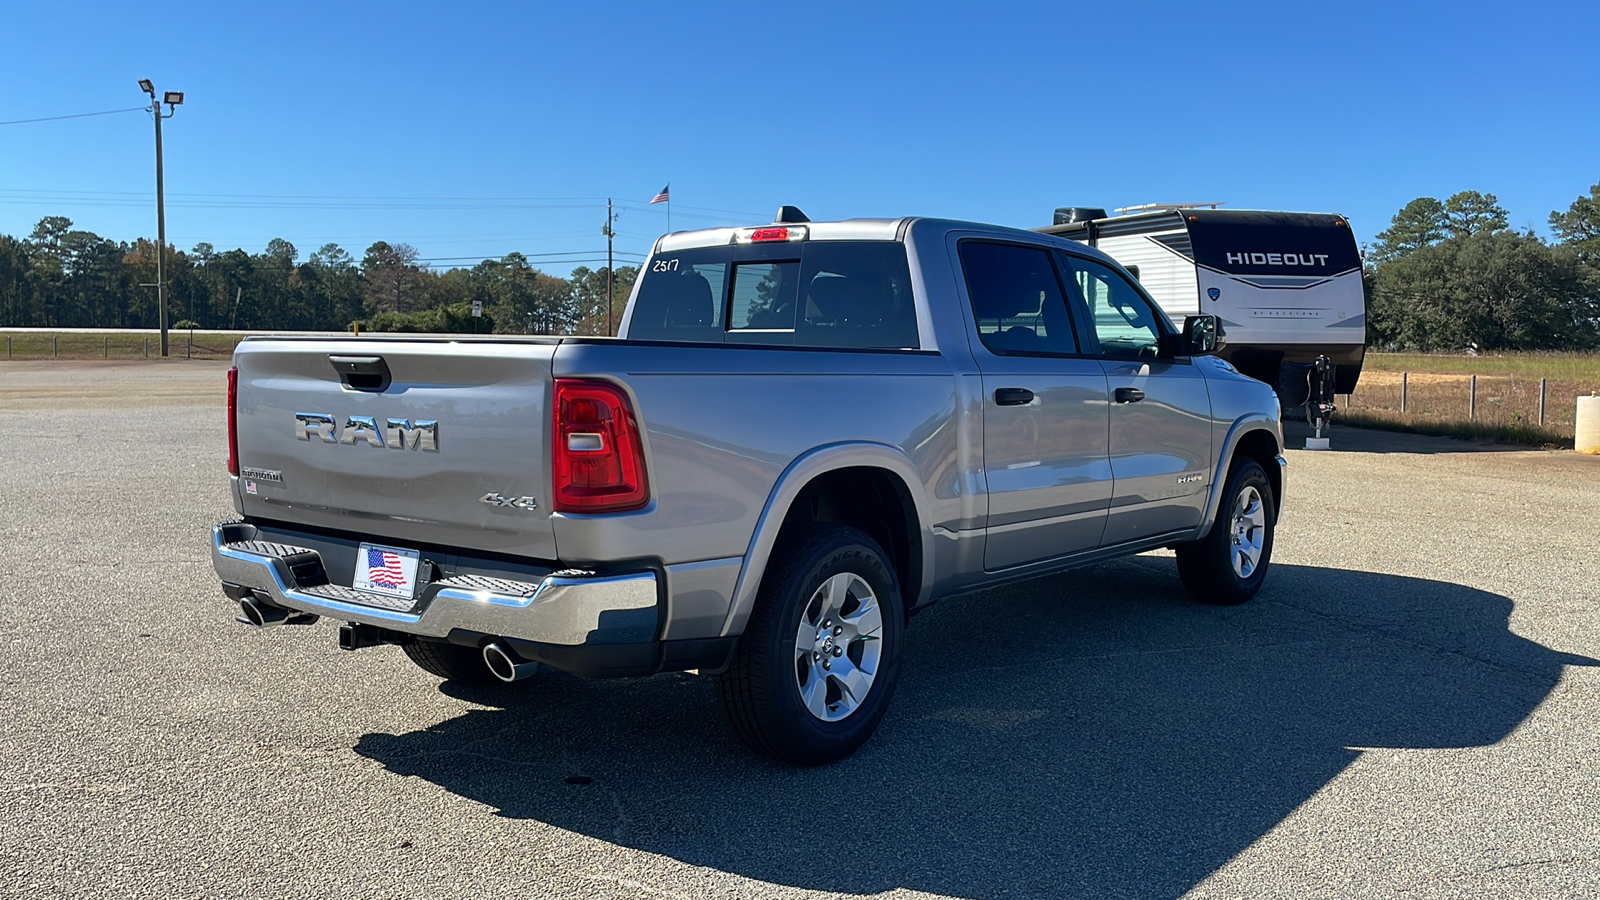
0, 188, 773, 219
0, 106, 148, 126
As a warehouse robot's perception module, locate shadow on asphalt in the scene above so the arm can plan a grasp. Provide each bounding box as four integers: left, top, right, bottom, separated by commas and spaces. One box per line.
355, 561, 1594, 899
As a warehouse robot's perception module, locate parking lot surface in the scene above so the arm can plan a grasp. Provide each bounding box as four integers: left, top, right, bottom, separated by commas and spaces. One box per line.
2, 360, 1597, 899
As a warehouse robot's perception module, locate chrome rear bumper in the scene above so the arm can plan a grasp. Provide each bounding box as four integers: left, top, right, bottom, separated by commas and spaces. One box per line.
211, 520, 658, 646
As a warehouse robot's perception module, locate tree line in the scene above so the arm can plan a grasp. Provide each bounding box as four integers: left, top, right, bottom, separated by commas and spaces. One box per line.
0, 216, 637, 336
1366, 182, 1600, 351
5, 182, 1599, 352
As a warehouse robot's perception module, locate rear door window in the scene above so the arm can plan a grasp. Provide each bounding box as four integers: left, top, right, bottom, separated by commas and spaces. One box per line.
958, 241, 1079, 356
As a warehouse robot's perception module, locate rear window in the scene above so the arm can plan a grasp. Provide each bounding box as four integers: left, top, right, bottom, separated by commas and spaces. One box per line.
628, 241, 918, 349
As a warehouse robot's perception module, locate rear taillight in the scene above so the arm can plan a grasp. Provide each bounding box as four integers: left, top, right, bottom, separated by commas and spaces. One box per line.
552, 379, 649, 513
227, 366, 239, 476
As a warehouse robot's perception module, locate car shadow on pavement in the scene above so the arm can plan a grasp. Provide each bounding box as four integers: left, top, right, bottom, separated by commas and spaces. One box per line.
355, 561, 1594, 899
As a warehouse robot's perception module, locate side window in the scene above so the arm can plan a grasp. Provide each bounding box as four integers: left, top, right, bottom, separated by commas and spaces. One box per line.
1065, 256, 1163, 359
958, 241, 1079, 356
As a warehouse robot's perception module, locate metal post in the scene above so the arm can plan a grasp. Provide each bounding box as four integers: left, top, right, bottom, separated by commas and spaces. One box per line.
153, 98, 169, 358
607, 198, 614, 336
186, 330, 192, 359
104, 336, 109, 359
53, 336, 58, 358
1539, 378, 1547, 426
143, 336, 148, 358
5, 336, 9, 359
1469, 374, 1477, 419
1401, 372, 1408, 413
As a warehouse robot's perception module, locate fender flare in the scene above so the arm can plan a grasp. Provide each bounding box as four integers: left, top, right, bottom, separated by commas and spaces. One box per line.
1195, 414, 1284, 540
718, 441, 935, 638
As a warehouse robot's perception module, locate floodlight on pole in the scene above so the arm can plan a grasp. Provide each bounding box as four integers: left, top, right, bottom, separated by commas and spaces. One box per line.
137, 79, 183, 358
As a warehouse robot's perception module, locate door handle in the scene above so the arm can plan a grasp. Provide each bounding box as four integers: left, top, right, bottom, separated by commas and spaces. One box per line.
994, 388, 1034, 406
1114, 387, 1145, 403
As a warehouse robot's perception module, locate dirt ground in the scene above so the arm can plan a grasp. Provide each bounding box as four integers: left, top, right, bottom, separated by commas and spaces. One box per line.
0, 359, 230, 408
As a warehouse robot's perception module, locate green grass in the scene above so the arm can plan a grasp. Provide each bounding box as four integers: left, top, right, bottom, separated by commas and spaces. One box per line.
1, 331, 246, 360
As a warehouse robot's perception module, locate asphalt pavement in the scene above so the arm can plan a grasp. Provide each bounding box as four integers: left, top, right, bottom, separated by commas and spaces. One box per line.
1, 360, 1597, 899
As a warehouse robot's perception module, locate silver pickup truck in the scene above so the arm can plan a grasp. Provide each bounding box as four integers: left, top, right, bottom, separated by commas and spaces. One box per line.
212, 211, 1285, 764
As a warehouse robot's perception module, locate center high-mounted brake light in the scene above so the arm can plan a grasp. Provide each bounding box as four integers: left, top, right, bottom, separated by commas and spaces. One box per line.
552, 379, 650, 513
227, 366, 239, 476
733, 224, 808, 244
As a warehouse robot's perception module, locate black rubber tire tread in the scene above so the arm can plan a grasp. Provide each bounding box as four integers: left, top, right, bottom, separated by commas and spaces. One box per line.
1175, 458, 1276, 606
714, 525, 905, 766
402, 638, 499, 685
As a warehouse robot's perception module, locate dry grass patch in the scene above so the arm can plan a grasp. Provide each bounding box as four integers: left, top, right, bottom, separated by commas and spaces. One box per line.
1340, 352, 1600, 445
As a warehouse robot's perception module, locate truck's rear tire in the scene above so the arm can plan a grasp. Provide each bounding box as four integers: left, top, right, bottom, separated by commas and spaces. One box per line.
402, 638, 500, 685
715, 525, 905, 765
1175, 458, 1275, 605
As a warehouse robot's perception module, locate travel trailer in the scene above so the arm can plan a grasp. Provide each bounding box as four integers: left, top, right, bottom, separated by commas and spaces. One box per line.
1037, 204, 1365, 396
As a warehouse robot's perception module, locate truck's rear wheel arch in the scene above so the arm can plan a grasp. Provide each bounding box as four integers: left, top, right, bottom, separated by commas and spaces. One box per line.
722, 445, 934, 639
776, 467, 922, 620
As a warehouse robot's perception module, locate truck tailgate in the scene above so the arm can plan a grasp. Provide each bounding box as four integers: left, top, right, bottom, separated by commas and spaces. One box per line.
232, 338, 559, 561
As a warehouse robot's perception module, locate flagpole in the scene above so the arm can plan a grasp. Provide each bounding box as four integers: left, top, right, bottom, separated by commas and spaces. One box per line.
667, 184, 671, 233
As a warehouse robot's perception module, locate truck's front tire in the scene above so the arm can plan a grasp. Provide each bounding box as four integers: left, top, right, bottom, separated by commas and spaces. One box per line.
402, 638, 500, 685
1175, 458, 1275, 605
716, 525, 905, 765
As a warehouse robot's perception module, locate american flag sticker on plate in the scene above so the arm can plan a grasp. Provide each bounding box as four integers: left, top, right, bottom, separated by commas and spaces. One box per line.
353, 543, 421, 599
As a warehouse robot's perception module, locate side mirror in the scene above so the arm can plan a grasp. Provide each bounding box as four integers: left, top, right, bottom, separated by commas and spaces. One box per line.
1183, 315, 1224, 355
1159, 315, 1225, 357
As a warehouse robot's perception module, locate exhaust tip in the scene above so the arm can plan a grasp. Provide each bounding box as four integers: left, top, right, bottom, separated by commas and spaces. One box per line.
483, 641, 536, 683
239, 597, 288, 627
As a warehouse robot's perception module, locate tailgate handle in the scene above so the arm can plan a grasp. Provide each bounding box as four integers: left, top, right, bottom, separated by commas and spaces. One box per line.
329, 355, 391, 392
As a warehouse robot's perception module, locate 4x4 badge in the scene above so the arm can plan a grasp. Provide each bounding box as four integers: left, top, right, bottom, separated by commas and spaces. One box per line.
480, 492, 538, 510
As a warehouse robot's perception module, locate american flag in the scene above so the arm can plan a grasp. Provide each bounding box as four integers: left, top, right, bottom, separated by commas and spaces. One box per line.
649, 184, 670, 205
366, 548, 406, 588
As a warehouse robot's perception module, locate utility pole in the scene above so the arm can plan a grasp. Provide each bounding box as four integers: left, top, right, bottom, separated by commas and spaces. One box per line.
602, 198, 620, 336
138, 79, 184, 357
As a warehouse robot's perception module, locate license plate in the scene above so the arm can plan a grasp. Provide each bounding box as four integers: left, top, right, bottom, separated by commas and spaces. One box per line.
353, 543, 421, 600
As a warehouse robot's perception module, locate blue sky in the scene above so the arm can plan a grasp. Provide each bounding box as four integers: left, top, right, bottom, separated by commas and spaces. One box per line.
2, 0, 1596, 274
